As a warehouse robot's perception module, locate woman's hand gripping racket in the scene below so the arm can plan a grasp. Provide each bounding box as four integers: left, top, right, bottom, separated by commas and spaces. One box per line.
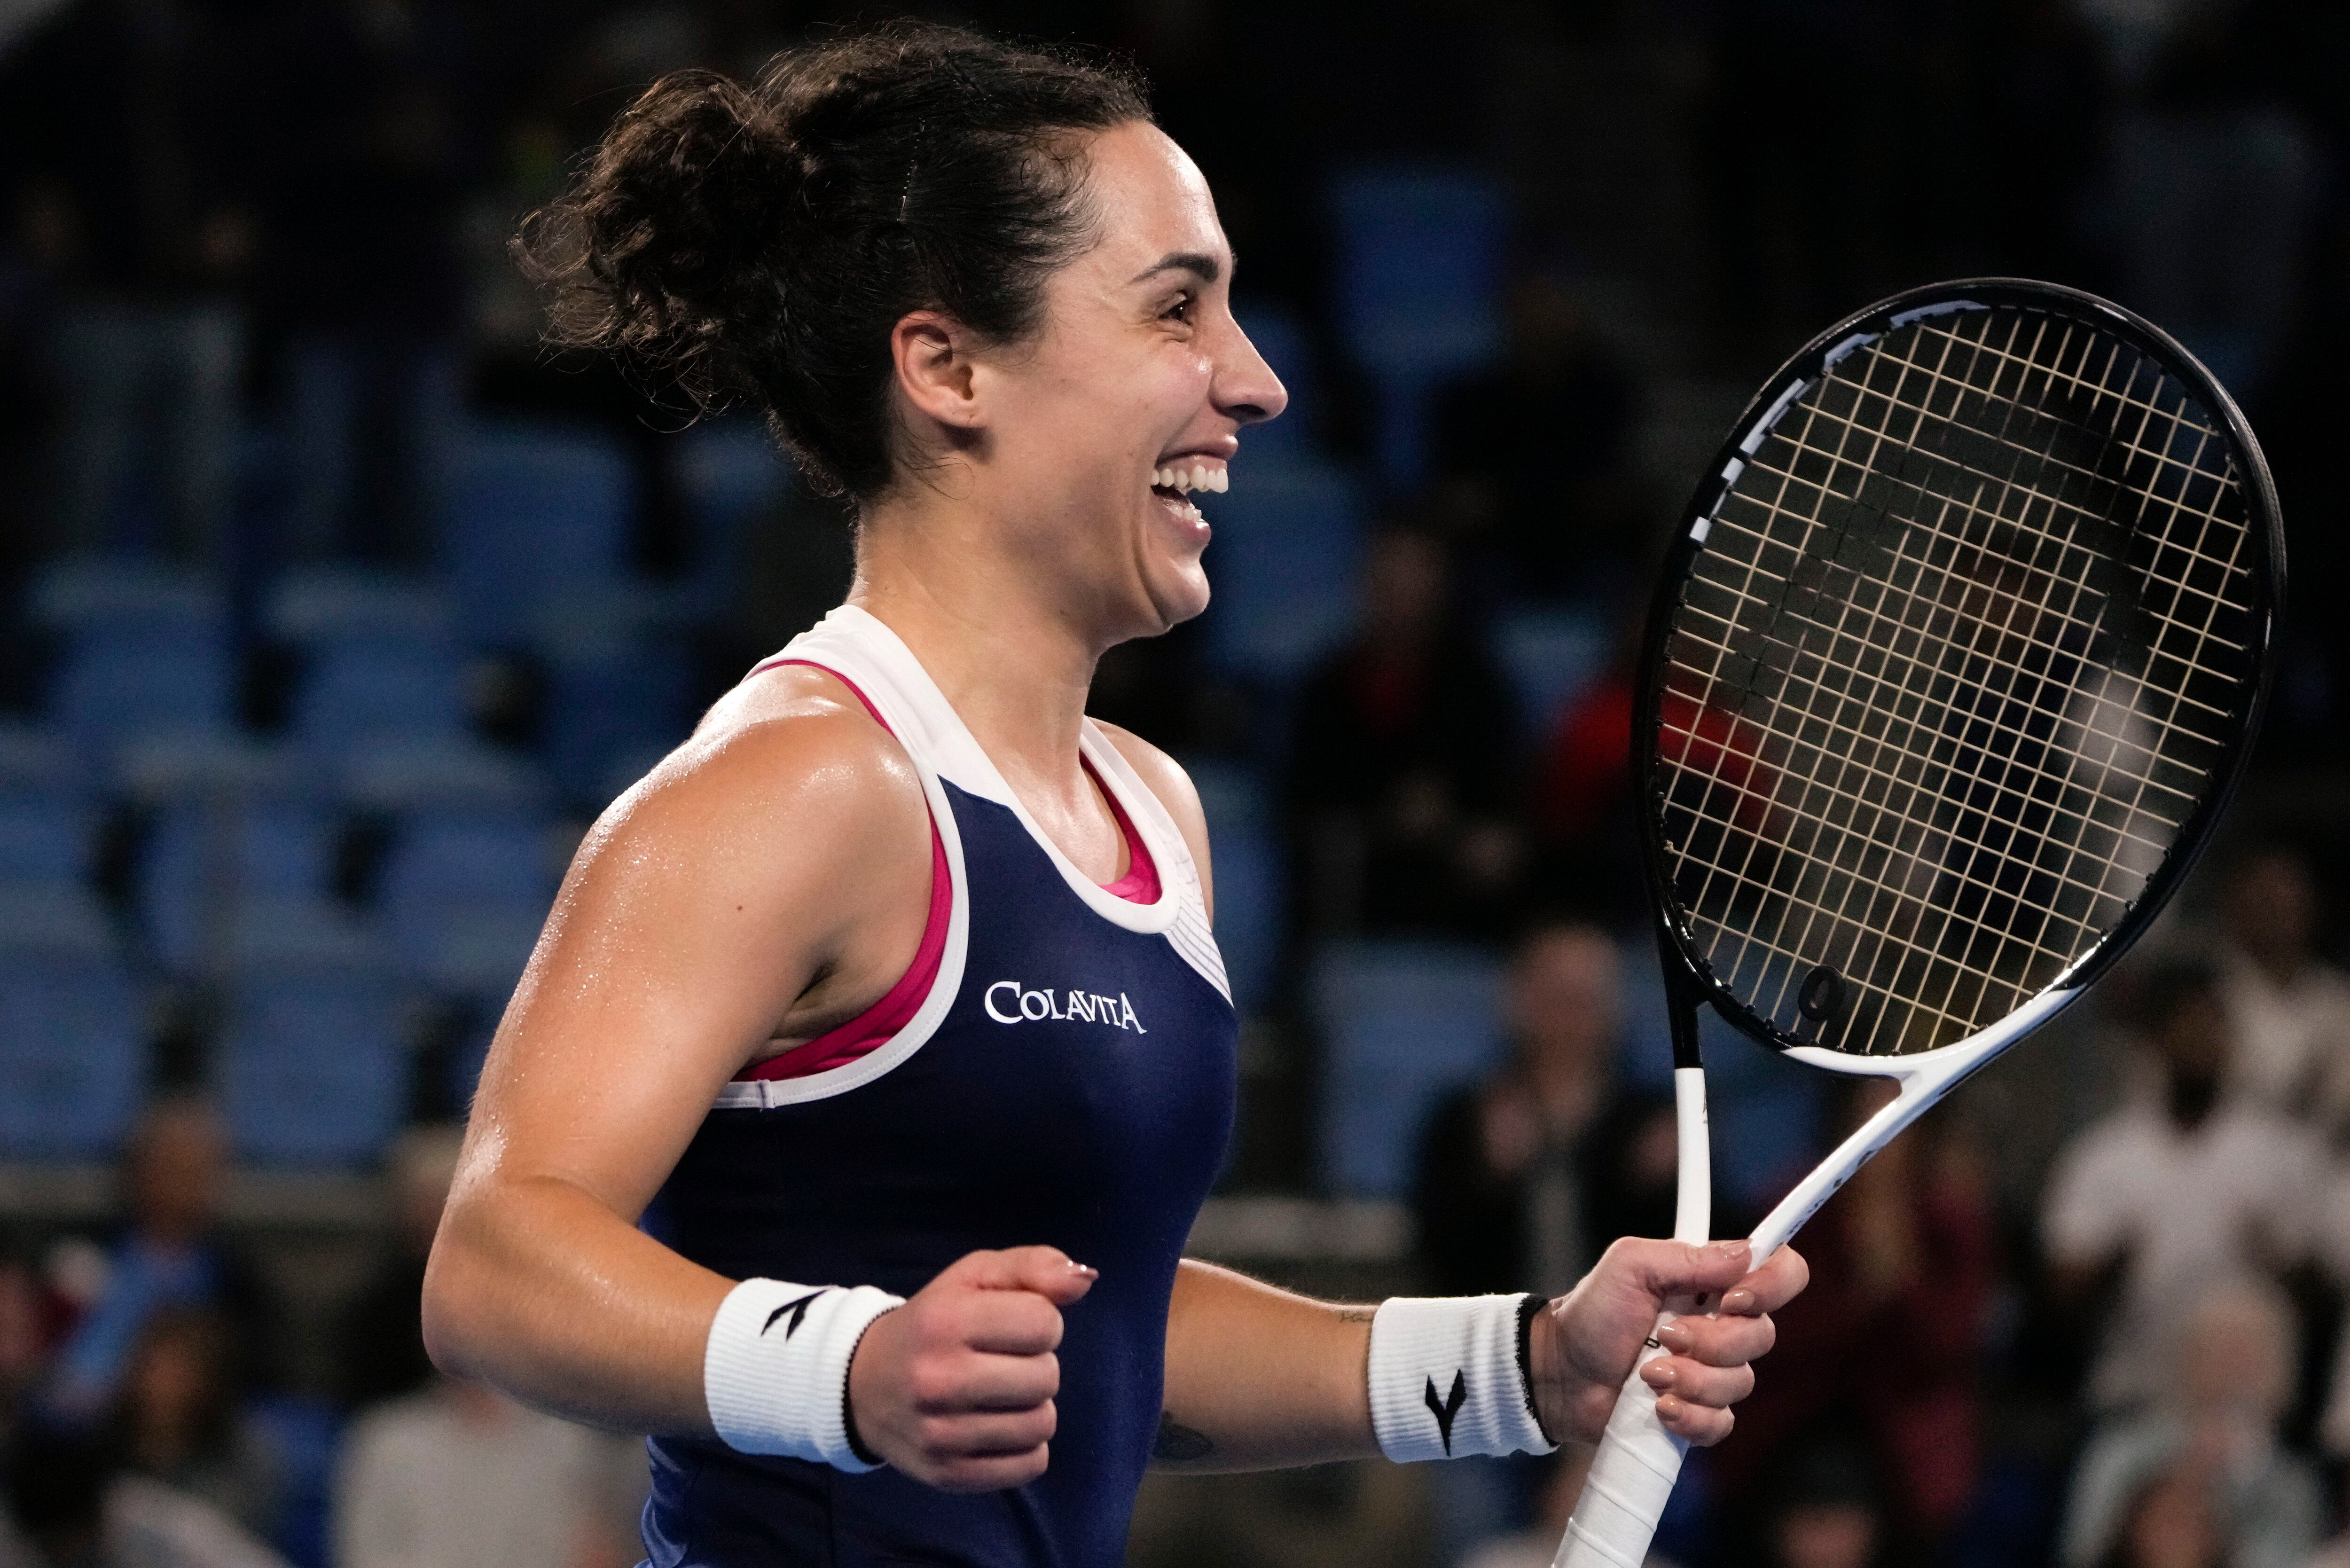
1554, 280, 2284, 1568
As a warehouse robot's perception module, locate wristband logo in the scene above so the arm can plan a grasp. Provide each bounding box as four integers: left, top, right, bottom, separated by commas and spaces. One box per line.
1425, 1371, 1468, 1455
984, 981, 1147, 1033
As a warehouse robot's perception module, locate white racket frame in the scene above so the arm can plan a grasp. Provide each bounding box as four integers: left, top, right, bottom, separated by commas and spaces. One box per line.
1547, 277, 2277, 1568
1553, 983, 2079, 1568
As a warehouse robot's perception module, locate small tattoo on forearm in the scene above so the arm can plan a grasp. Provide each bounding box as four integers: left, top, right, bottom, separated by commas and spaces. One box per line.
1337, 1305, 1378, 1324
1153, 1413, 1215, 1463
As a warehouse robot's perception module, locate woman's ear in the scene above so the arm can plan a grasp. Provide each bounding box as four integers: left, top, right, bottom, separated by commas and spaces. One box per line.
891, 310, 983, 431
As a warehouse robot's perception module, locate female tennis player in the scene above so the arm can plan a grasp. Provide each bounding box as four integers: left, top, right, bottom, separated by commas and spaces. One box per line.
419, 24, 1805, 1566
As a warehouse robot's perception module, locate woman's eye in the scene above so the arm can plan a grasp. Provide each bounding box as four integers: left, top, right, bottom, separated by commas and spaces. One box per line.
1163, 292, 1195, 323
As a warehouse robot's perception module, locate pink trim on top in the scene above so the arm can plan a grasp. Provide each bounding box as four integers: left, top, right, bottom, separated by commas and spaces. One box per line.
736, 659, 1158, 1084
1087, 758, 1161, 903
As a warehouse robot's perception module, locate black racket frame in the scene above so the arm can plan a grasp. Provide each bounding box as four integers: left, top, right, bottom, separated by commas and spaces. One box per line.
1632, 278, 2286, 1067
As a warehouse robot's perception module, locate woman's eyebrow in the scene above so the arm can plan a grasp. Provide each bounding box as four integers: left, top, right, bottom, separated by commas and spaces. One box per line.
1128, 251, 1224, 285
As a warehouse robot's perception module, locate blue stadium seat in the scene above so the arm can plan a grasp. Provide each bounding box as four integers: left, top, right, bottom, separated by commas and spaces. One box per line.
0, 790, 98, 886
52, 627, 237, 741
443, 423, 637, 647
539, 635, 695, 807
0, 954, 145, 1159
216, 894, 391, 978
30, 561, 228, 639
407, 903, 545, 1003
1328, 168, 1510, 484
1196, 459, 1364, 686
1493, 607, 1610, 735
1313, 940, 1508, 1197
114, 732, 299, 802
292, 637, 471, 756
0, 722, 81, 792
1186, 761, 1285, 1014
379, 811, 559, 919
139, 799, 341, 975
265, 567, 455, 646
217, 966, 407, 1167
0, 883, 121, 958
339, 737, 549, 815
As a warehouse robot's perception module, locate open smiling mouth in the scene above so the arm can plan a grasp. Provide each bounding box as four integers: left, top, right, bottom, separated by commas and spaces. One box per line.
1150, 460, 1228, 519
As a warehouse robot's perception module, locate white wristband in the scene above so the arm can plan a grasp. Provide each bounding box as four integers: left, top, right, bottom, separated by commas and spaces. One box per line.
703, 1278, 904, 1470
1367, 1294, 1557, 1463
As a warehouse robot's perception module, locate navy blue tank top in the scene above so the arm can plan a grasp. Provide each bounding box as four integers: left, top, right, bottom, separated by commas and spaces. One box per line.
642, 608, 1238, 1568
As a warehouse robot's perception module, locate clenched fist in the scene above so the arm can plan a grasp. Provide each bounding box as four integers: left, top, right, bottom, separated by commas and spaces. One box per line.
846, 1246, 1097, 1490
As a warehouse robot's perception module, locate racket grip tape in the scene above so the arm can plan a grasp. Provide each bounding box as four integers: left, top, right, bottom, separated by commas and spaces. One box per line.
1551, 1315, 1689, 1568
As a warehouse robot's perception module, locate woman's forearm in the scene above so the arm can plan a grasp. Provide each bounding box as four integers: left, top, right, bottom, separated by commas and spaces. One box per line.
1153, 1259, 1379, 1472
423, 1173, 731, 1435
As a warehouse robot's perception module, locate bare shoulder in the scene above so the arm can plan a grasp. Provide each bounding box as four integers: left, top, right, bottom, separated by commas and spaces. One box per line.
577, 663, 928, 909
1090, 719, 1212, 912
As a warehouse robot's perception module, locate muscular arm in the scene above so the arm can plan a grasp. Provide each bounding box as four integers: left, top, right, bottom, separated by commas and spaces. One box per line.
421, 672, 933, 1435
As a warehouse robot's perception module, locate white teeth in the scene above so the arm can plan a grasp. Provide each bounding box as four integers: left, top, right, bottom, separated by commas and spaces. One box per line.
1151, 462, 1229, 496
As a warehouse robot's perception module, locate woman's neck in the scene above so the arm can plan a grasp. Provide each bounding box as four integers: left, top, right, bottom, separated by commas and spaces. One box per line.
846, 507, 1107, 829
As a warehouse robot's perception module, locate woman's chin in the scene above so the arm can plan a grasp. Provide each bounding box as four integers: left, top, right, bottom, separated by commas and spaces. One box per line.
1138, 560, 1212, 633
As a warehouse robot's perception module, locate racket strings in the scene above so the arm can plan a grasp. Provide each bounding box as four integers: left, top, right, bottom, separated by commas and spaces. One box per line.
1658, 304, 2258, 1054
1692, 315, 2237, 1043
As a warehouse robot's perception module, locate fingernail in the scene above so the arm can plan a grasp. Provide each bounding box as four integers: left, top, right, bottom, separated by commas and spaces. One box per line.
1641, 1361, 1676, 1390
1658, 1323, 1693, 1353
1722, 1288, 1756, 1314
1654, 1394, 1682, 1421
1705, 1240, 1749, 1259
1069, 1262, 1098, 1278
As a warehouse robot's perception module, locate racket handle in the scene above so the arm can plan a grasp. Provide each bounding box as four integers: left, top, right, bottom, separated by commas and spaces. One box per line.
1550, 1312, 1688, 1568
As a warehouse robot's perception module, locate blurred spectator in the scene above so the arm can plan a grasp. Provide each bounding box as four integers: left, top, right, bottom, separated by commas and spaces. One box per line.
1526, 608, 1644, 930
1708, 1082, 1996, 1551
1410, 922, 1673, 1566
337, 1125, 462, 1410
1428, 271, 1645, 602
2213, 845, 2350, 1130
2081, 0, 2319, 392
2061, 1280, 2323, 1568
2092, 1464, 2230, 1568
1761, 1442, 1888, 1568
2043, 959, 2325, 1411
0, 0, 262, 562
247, 0, 484, 564
109, 1310, 287, 1542
0, 1250, 53, 1410
1412, 923, 1675, 1301
332, 1377, 637, 1568
45, 1101, 282, 1424
0, 1426, 288, 1568
1285, 525, 1525, 939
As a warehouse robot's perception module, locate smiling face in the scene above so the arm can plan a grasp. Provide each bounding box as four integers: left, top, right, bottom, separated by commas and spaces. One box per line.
885, 121, 1286, 644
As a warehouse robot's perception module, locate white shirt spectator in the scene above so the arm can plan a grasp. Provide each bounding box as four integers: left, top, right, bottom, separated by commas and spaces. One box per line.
2220, 948, 2350, 1124
2043, 1102, 2323, 1410
333, 1380, 627, 1568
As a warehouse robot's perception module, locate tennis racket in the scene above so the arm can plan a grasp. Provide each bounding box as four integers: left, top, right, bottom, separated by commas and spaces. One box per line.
1554, 278, 2283, 1568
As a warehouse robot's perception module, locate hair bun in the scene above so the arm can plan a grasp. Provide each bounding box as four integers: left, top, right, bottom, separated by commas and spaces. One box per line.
519, 70, 803, 408
518, 24, 1149, 500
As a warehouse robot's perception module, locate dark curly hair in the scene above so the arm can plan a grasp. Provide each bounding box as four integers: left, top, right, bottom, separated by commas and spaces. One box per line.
516, 23, 1152, 502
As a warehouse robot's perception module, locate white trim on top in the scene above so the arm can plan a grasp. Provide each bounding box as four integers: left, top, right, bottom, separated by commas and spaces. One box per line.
816, 607, 1184, 936
713, 622, 974, 1109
